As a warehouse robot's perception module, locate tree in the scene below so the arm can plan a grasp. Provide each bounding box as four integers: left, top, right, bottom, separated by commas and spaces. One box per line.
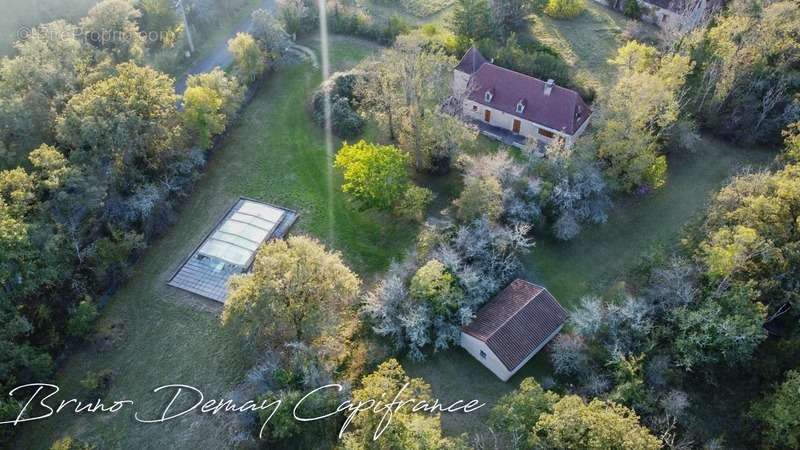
186, 67, 246, 120
453, 175, 504, 223
66, 299, 99, 339
450, 0, 494, 44
700, 161, 800, 308
138, 0, 179, 48
492, 0, 535, 36
356, 35, 456, 171
394, 185, 434, 222
751, 370, 800, 449
362, 218, 532, 359
56, 63, 182, 186
340, 359, 464, 449
222, 236, 360, 346
674, 285, 767, 370
0, 301, 53, 395
334, 140, 410, 211
544, 0, 586, 19
682, 1, 800, 144
258, 388, 341, 447
277, 0, 317, 35
597, 42, 693, 191
182, 86, 226, 149
0, 20, 84, 157
410, 260, 463, 315
489, 378, 559, 444
228, 33, 267, 81
251, 8, 290, 56
622, 0, 642, 19
539, 140, 609, 240
50, 437, 96, 450
529, 396, 661, 450
80, 0, 146, 62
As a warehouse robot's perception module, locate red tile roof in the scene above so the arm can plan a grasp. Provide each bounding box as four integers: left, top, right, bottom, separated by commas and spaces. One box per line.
463, 279, 568, 371
458, 49, 591, 135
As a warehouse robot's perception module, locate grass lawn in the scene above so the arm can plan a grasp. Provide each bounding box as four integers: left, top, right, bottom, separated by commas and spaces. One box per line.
14, 35, 412, 450
526, 1, 658, 92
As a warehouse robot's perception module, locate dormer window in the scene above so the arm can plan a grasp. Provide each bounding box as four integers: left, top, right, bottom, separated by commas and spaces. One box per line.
516, 100, 526, 114
484, 90, 493, 102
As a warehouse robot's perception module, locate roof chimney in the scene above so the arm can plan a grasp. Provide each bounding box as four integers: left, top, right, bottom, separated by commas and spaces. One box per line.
544, 79, 554, 96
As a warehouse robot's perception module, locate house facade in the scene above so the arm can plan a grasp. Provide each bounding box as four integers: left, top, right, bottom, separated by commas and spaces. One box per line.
452, 48, 592, 150
460, 279, 568, 381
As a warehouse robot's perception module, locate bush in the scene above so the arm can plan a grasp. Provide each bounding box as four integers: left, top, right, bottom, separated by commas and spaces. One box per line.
334, 140, 410, 211
330, 97, 365, 139
544, 0, 586, 18
228, 33, 266, 81
623, 0, 642, 18
80, 369, 114, 398
277, 0, 318, 36
409, 260, 463, 315
66, 298, 99, 340
50, 437, 95, 450
394, 185, 435, 222
329, 8, 409, 45
453, 176, 504, 223
311, 71, 367, 139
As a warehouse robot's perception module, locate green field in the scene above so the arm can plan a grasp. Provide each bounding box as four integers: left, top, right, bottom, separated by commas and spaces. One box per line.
14, 35, 410, 450
525, 1, 658, 91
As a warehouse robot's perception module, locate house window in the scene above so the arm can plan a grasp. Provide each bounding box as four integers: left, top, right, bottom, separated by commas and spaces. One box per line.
472, 105, 478, 112
484, 90, 493, 102
538, 128, 555, 138
479, 350, 487, 359
516, 101, 525, 114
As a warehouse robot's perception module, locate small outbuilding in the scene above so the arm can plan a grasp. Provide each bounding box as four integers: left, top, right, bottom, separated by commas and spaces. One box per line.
460, 279, 568, 381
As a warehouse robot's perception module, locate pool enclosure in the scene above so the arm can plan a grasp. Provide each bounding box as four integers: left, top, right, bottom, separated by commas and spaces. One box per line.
168, 198, 298, 302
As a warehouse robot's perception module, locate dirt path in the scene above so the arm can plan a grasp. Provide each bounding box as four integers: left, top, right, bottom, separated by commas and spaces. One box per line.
175, 0, 278, 95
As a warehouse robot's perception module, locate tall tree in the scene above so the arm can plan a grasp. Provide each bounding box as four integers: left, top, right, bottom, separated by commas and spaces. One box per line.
450, 0, 494, 44
222, 236, 361, 346
228, 32, 267, 81
356, 36, 456, 171
334, 140, 411, 211
182, 86, 226, 149
340, 359, 465, 449
530, 395, 661, 450
56, 62, 182, 188
751, 370, 800, 449
597, 42, 693, 191
493, 0, 534, 36
683, 1, 800, 144
80, 0, 146, 62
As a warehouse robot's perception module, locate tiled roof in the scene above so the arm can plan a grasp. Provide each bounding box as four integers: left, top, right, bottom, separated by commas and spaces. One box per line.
454, 47, 488, 75
462, 50, 591, 135
463, 279, 568, 371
